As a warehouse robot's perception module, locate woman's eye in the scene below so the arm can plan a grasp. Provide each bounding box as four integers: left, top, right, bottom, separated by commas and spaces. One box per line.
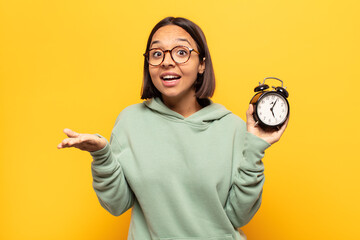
177, 50, 188, 56
152, 51, 163, 58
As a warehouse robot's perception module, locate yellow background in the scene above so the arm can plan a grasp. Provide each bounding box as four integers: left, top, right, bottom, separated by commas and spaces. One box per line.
1, 0, 359, 239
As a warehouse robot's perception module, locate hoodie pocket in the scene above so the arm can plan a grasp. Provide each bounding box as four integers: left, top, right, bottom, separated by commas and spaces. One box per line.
159, 234, 234, 240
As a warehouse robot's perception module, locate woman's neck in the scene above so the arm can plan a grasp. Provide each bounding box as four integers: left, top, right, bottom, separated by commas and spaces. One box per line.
162, 94, 202, 118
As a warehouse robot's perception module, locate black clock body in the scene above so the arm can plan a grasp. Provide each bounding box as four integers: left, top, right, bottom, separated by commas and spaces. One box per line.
250, 77, 290, 130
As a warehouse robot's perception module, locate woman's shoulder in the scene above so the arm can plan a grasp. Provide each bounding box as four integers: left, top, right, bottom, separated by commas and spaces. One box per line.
212, 102, 245, 126
223, 112, 246, 128
113, 102, 148, 126
120, 102, 147, 115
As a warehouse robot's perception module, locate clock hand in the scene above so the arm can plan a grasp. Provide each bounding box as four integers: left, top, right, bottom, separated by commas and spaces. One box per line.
273, 99, 278, 107
270, 99, 278, 118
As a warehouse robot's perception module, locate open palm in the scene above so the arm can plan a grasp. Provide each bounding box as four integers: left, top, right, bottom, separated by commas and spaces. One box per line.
57, 128, 107, 152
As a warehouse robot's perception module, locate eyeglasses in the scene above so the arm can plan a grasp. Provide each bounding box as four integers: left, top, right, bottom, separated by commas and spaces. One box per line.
143, 45, 200, 66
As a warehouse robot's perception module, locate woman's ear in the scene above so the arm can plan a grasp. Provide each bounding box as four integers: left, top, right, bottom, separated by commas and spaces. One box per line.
198, 57, 206, 74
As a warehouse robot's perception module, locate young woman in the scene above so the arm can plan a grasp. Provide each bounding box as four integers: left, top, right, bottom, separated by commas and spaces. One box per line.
58, 17, 288, 240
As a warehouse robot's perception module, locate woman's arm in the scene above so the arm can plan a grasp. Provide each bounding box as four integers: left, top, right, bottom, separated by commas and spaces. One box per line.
224, 105, 288, 228
224, 130, 269, 228
90, 134, 135, 216
58, 128, 135, 216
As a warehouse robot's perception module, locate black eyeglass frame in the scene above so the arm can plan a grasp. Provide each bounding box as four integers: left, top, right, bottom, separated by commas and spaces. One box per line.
143, 45, 200, 66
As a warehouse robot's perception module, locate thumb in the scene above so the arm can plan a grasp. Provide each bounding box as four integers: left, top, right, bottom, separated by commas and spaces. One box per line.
246, 104, 255, 124
63, 128, 79, 138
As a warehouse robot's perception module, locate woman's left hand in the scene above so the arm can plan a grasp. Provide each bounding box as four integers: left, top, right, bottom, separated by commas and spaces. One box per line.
246, 104, 289, 145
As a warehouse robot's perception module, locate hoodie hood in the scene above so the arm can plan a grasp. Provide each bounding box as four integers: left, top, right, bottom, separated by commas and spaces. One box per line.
144, 97, 232, 126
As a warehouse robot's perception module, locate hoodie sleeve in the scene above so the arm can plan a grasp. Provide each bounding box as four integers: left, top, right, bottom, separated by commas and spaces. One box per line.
90, 133, 135, 216
224, 129, 271, 228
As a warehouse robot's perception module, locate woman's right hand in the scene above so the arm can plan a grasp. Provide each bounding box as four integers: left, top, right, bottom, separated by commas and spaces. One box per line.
57, 128, 107, 152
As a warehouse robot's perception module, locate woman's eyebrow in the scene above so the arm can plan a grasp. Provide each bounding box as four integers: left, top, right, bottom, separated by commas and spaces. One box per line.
150, 40, 160, 47
150, 38, 192, 48
176, 38, 192, 46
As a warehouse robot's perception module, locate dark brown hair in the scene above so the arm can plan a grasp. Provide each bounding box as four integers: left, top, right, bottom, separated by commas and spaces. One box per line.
141, 17, 215, 99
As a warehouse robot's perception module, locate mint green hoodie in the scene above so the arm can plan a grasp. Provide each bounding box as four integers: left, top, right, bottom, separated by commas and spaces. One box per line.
90, 97, 270, 240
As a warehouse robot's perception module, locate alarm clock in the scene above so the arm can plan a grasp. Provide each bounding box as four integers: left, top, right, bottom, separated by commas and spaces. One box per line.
250, 77, 290, 130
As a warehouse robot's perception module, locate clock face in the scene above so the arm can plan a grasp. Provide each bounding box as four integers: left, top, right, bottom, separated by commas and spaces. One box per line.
256, 92, 289, 126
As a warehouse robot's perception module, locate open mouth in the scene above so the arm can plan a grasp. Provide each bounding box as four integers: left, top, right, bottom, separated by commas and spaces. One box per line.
161, 75, 181, 81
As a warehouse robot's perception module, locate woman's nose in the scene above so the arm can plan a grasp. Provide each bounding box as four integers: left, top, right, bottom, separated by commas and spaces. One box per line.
161, 51, 175, 67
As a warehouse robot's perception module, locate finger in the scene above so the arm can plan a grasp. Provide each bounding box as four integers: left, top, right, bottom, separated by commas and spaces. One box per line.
279, 117, 289, 133
63, 128, 79, 138
246, 104, 256, 125
273, 118, 289, 141
59, 137, 80, 148
246, 104, 254, 115
57, 141, 67, 149
59, 138, 72, 148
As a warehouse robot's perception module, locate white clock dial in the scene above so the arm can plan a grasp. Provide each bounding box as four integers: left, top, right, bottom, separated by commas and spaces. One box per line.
257, 93, 288, 126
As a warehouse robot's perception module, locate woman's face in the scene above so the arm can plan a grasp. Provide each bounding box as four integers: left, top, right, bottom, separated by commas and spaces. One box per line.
148, 25, 205, 102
